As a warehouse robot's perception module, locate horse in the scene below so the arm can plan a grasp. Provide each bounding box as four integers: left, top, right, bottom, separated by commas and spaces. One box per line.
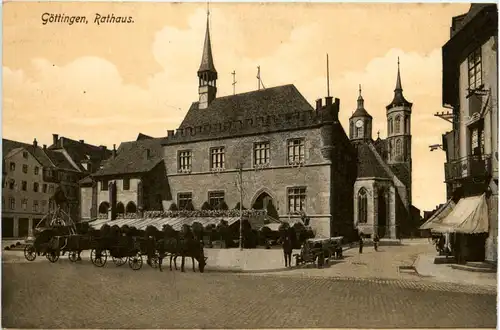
157, 237, 207, 273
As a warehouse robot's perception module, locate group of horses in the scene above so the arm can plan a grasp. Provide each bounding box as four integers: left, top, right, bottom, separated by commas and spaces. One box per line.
30, 223, 208, 273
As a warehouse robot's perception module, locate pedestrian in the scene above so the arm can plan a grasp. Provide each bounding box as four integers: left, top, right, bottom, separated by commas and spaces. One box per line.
282, 231, 293, 267
358, 233, 364, 254
373, 234, 379, 251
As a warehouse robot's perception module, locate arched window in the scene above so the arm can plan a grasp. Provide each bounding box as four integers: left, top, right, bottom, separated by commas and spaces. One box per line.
98, 201, 109, 214
396, 139, 402, 156
388, 118, 393, 135
395, 116, 401, 133
405, 116, 410, 134
126, 201, 137, 214
116, 202, 125, 215
358, 188, 368, 224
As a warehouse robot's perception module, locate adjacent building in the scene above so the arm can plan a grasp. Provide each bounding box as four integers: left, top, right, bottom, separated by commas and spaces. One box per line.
2, 136, 111, 238
423, 4, 498, 263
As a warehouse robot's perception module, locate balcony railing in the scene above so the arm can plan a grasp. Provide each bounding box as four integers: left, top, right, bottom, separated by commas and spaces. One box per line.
445, 154, 492, 182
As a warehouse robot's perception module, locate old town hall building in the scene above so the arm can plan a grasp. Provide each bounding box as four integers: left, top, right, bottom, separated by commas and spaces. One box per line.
83, 15, 418, 239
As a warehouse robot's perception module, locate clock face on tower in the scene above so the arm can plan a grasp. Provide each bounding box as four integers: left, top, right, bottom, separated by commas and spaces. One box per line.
199, 93, 208, 104
355, 120, 363, 128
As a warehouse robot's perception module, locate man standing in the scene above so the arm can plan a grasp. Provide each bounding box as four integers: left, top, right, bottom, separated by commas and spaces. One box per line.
358, 232, 364, 254
282, 230, 293, 267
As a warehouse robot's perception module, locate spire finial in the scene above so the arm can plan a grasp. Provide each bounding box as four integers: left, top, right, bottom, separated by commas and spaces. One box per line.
326, 54, 330, 97
198, 3, 217, 74
359, 84, 362, 97
377, 130, 380, 139
395, 56, 402, 91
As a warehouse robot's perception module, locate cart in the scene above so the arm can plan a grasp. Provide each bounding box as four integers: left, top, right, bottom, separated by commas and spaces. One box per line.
294, 236, 344, 268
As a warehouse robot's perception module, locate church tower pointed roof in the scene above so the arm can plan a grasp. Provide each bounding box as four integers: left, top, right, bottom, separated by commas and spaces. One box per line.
350, 85, 372, 118
386, 57, 412, 109
198, 13, 217, 74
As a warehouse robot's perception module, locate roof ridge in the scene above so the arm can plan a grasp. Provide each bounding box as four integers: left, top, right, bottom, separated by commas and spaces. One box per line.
213, 84, 296, 101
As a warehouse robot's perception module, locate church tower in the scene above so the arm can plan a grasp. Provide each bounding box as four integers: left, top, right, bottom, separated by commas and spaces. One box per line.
349, 85, 373, 142
385, 57, 413, 203
386, 58, 412, 163
198, 12, 217, 110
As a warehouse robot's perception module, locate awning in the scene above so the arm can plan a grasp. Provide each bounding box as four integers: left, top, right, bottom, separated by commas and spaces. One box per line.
89, 217, 241, 232
420, 199, 456, 230
431, 194, 489, 234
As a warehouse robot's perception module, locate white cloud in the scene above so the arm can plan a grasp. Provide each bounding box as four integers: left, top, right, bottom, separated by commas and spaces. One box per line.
3, 7, 450, 210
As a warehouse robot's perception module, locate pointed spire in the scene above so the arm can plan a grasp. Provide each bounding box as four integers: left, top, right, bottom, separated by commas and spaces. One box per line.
198, 10, 217, 74
395, 56, 402, 91
357, 84, 364, 108
386, 57, 411, 109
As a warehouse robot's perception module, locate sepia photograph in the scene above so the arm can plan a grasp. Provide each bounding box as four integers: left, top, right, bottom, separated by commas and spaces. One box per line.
1, 1, 498, 328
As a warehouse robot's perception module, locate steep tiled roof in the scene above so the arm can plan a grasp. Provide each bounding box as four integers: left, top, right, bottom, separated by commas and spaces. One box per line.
451, 4, 496, 37
3, 138, 55, 168
355, 142, 391, 179
92, 138, 163, 177
137, 133, 154, 141
49, 136, 112, 172
179, 84, 314, 128
389, 163, 411, 188
45, 150, 78, 171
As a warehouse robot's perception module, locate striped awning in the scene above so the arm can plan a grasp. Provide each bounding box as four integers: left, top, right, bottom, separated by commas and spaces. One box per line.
89, 217, 241, 232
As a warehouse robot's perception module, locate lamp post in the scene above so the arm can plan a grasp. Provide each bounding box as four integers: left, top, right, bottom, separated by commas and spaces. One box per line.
239, 165, 243, 250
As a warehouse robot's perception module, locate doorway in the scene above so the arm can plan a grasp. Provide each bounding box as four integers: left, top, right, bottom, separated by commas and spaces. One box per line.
377, 189, 387, 238
252, 191, 278, 220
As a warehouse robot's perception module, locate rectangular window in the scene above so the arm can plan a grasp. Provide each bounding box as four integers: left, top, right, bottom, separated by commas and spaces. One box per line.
101, 180, 109, 191
178, 150, 192, 172
287, 187, 306, 213
41, 200, 47, 213
33, 200, 39, 212
33, 182, 39, 192
468, 48, 482, 90
9, 197, 15, 210
22, 164, 28, 174
208, 191, 225, 209
42, 184, 47, 193
9, 179, 15, 190
34, 166, 39, 175
49, 185, 54, 194
210, 147, 225, 170
469, 120, 485, 156
21, 181, 27, 191
9, 162, 15, 171
22, 199, 28, 211
178, 192, 193, 210
254, 142, 270, 165
23, 151, 28, 159
287, 138, 305, 165
123, 178, 130, 191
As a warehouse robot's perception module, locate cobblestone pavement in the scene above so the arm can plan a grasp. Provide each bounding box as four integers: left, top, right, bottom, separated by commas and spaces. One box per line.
2, 261, 496, 329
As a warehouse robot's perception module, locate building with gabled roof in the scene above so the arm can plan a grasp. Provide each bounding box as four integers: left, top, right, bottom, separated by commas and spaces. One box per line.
2, 136, 111, 237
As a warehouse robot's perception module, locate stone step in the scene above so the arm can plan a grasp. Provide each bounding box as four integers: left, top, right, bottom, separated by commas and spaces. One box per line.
450, 263, 497, 273
434, 256, 457, 264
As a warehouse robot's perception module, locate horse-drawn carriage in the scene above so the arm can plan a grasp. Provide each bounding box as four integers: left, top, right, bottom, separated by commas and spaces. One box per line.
294, 236, 343, 268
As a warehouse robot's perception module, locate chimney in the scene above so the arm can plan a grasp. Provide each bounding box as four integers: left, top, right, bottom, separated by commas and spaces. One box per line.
112, 144, 117, 158
325, 96, 333, 107
315, 99, 323, 111
167, 130, 174, 138
52, 134, 59, 146
43, 144, 47, 150
79, 140, 85, 144
33, 138, 38, 148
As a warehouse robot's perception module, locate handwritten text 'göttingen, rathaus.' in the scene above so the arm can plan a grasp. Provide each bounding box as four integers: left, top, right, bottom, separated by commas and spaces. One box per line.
41, 13, 135, 25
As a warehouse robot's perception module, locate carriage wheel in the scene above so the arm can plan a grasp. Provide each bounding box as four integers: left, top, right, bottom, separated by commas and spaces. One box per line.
128, 253, 143, 271
112, 256, 128, 267
68, 251, 79, 263
148, 255, 159, 269
90, 249, 107, 267
24, 245, 37, 262
46, 251, 60, 263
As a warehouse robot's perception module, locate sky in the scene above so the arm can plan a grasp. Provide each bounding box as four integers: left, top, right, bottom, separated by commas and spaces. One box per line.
3, 2, 471, 211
